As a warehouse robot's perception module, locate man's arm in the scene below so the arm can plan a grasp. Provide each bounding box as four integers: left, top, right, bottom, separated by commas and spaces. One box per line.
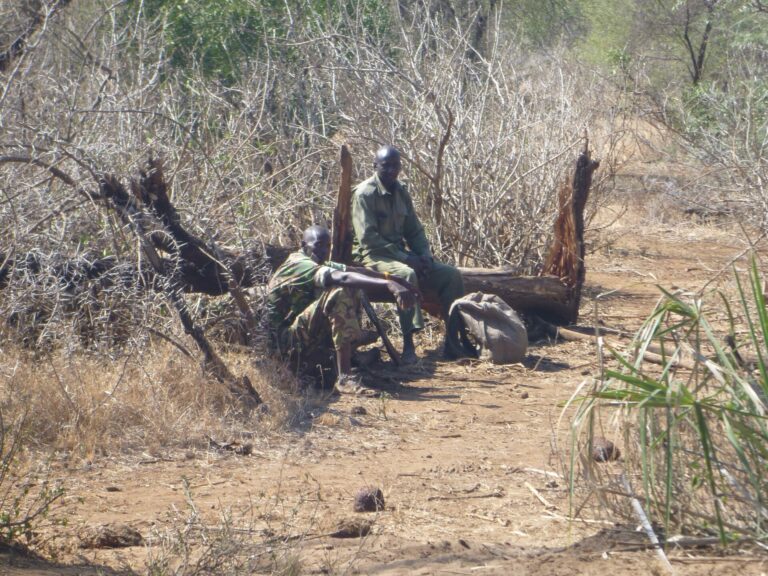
351, 189, 409, 261
326, 269, 417, 310
345, 264, 420, 294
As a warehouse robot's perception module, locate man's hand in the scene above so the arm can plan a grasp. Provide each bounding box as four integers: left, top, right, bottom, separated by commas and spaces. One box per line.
387, 280, 417, 310
404, 253, 424, 275
405, 253, 433, 278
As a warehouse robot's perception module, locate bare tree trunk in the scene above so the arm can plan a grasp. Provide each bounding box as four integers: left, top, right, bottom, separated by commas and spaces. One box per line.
331, 145, 354, 263
542, 140, 600, 323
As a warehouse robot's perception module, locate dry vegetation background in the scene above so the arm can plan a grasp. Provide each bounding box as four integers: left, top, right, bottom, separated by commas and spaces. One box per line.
1, 0, 767, 571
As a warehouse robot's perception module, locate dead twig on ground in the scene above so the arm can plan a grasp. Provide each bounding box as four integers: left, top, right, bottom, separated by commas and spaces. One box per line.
524, 481, 557, 510
621, 473, 675, 574
427, 490, 504, 501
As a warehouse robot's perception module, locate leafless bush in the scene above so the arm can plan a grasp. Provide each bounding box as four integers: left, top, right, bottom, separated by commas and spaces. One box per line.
609, 5, 768, 231
144, 487, 310, 576
0, 409, 65, 545
292, 4, 630, 268
0, 0, 632, 461
0, 249, 154, 350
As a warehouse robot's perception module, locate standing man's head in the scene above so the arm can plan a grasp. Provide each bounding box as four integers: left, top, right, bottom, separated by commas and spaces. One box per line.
301, 225, 332, 263
374, 145, 401, 191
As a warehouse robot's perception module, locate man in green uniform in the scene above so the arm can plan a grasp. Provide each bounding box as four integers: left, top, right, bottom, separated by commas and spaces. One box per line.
266, 225, 416, 394
351, 145, 466, 363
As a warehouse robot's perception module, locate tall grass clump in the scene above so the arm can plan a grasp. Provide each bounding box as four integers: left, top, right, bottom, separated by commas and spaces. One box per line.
571, 256, 768, 544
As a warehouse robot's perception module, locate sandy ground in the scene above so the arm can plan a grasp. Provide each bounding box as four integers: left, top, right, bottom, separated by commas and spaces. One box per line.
2, 209, 767, 575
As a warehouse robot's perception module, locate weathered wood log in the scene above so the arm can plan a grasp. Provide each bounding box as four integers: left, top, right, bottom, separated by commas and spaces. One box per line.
357, 269, 572, 322
456, 269, 573, 321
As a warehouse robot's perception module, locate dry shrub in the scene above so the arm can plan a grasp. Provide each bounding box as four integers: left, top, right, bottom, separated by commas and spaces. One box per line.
144, 492, 313, 576
0, 1, 629, 459
0, 342, 302, 459
0, 410, 65, 545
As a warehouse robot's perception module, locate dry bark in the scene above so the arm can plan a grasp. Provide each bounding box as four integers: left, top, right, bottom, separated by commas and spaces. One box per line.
331, 145, 354, 263
542, 139, 600, 323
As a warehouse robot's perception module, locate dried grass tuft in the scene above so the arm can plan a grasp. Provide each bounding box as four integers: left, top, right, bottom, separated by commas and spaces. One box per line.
0, 342, 303, 460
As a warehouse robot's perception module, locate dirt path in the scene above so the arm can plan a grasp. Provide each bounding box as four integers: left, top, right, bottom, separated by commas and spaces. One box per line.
3, 213, 765, 575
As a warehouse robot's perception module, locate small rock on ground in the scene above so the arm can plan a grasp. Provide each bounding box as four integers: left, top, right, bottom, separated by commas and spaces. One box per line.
592, 437, 621, 462
329, 518, 373, 538
353, 486, 385, 512
79, 523, 143, 549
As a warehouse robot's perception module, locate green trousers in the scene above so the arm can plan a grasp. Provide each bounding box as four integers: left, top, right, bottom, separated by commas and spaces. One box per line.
359, 256, 464, 335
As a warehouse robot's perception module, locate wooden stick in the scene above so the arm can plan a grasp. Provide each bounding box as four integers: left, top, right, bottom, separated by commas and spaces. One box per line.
524, 481, 556, 510
620, 474, 675, 574
427, 491, 503, 501
361, 293, 401, 366
542, 510, 615, 526
639, 350, 697, 371
519, 467, 563, 479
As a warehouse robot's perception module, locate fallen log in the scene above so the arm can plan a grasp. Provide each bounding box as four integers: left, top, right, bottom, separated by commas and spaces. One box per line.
100, 162, 262, 407
456, 268, 573, 322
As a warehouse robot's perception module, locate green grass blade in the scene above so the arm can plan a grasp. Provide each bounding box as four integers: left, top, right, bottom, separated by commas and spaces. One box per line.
694, 402, 726, 543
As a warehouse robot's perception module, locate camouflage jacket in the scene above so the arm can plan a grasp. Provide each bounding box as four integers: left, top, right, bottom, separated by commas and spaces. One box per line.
265, 251, 346, 344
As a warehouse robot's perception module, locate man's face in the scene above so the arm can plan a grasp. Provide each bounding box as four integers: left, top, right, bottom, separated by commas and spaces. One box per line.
375, 155, 401, 189
303, 229, 331, 263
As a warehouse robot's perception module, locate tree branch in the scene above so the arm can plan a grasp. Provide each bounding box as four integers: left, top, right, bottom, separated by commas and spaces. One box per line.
0, 0, 73, 72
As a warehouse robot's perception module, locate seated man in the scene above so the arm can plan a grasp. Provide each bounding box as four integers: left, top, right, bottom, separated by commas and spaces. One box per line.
266, 225, 416, 394
351, 145, 469, 363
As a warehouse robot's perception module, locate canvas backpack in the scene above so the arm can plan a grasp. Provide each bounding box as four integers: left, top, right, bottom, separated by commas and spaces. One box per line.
448, 291, 528, 364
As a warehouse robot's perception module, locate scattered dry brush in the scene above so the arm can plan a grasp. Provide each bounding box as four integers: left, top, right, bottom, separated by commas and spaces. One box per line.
0, 1, 628, 463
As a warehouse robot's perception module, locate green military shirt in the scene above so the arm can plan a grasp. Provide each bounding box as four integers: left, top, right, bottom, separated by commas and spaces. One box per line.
265, 251, 346, 344
351, 175, 431, 262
